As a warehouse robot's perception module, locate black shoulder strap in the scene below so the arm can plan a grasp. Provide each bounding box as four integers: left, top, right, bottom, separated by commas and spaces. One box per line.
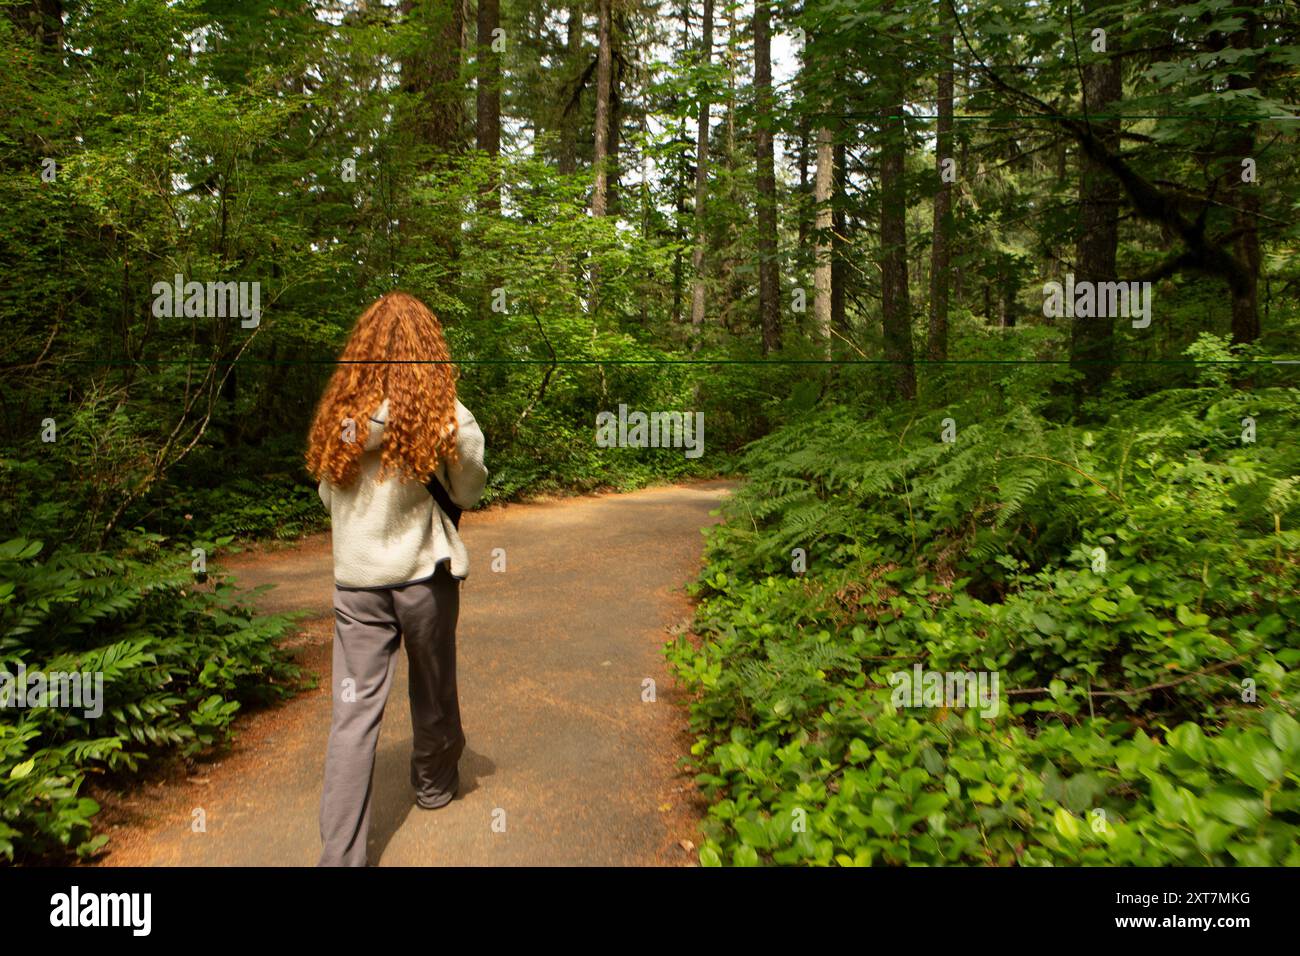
426, 473, 463, 529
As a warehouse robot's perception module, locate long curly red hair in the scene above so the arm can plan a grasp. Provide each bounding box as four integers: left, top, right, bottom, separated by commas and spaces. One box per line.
306, 291, 459, 488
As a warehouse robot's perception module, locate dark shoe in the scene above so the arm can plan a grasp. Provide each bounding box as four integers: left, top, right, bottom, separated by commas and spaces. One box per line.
415, 789, 456, 810
412, 762, 459, 809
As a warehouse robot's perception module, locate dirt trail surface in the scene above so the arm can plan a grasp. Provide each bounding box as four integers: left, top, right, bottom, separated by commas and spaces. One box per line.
94, 481, 732, 867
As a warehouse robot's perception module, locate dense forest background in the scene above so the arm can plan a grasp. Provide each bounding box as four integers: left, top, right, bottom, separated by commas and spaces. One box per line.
2, 0, 1298, 865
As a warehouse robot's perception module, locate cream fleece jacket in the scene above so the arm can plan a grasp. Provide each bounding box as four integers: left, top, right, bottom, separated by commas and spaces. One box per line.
318, 398, 488, 588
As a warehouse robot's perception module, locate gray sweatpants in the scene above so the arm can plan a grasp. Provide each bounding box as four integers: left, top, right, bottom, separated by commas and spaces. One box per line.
318, 563, 464, 867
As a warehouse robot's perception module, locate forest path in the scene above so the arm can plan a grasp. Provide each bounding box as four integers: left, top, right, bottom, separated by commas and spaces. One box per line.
95, 480, 733, 867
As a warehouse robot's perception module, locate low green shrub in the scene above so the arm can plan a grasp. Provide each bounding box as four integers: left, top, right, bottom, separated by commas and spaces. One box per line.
668, 383, 1300, 865
0, 535, 301, 862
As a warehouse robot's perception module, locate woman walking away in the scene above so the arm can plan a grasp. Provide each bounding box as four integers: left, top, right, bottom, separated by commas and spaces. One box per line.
305, 291, 488, 867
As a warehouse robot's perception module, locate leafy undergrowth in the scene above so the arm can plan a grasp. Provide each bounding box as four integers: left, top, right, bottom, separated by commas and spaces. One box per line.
172, 477, 329, 543
0, 535, 302, 863
667, 384, 1300, 865
484, 443, 718, 505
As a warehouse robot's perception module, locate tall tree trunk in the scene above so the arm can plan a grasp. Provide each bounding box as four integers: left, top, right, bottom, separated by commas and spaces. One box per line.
607, 13, 623, 216
798, 115, 810, 257
954, 72, 970, 306
400, 0, 465, 272
669, 2, 689, 328
1226, 0, 1261, 344
927, 3, 954, 361
690, 0, 714, 329
591, 0, 612, 218
588, 0, 613, 312
558, 4, 583, 176
725, 0, 737, 155
401, 0, 465, 153
672, 111, 688, 328
880, 45, 917, 399
813, 125, 834, 357
1070, 0, 1122, 396
754, 0, 780, 353
475, 0, 501, 320
476, 0, 501, 176
831, 136, 847, 336
718, 0, 740, 334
